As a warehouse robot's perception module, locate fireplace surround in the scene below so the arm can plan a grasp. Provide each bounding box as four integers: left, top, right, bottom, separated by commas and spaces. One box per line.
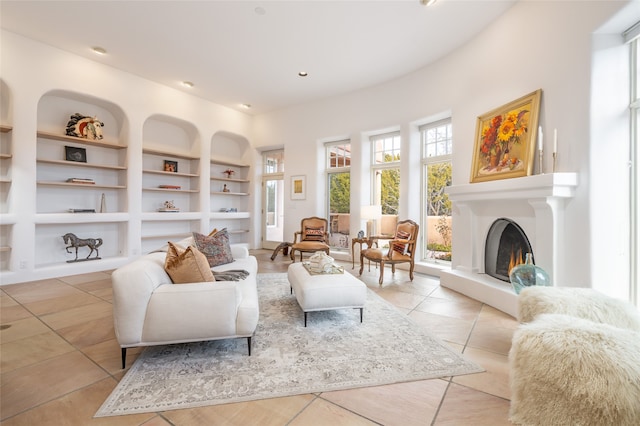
440, 173, 578, 317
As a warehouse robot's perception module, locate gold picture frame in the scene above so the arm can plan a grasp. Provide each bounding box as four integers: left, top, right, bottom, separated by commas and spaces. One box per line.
291, 175, 306, 200
470, 89, 542, 183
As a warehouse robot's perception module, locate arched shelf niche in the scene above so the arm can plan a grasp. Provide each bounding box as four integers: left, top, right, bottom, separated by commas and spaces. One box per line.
140, 114, 201, 253
210, 131, 253, 246
34, 89, 128, 268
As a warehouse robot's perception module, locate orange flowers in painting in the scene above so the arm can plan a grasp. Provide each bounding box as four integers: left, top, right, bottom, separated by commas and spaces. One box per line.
480, 108, 529, 171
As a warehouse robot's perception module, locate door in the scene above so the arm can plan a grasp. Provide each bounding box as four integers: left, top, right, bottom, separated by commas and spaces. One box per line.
262, 176, 284, 249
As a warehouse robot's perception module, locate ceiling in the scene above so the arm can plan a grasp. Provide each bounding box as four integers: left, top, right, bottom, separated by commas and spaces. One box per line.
0, 0, 517, 115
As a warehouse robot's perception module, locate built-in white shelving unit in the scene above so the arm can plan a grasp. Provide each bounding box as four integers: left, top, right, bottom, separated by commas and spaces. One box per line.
0, 124, 12, 272
210, 159, 251, 244
33, 91, 129, 270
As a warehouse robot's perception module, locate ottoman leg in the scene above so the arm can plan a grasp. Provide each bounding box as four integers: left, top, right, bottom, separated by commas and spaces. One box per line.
304, 312, 308, 327
360, 308, 363, 323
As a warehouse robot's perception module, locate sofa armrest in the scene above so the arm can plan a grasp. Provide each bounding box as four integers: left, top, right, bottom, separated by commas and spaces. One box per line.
112, 253, 172, 346
230, 244, 249, 259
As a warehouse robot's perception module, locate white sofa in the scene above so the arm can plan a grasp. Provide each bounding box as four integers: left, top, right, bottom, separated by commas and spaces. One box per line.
111, 238, 259, 368
509, 286, 640, 426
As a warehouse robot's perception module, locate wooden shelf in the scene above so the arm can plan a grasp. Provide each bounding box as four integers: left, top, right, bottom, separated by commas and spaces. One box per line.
0, 177, 11, 183
210, 159, 249, 167
0, 125, 13, 133
211, 176, 249, 183
143, 169, 199, 178
141, 232, 192, 240
0, 246, 11, 252
37, 130, 126, 149
37, 181, 126, 189
37, 158, 126, 170
0, 153, 12, 159
143, 187, 199, 193
211, 191, 249, 196
143, 148, 199, 161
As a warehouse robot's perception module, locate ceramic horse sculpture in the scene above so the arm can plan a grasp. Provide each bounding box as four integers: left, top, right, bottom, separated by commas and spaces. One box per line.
65, 113, 104, 140
62, 233, 103, 262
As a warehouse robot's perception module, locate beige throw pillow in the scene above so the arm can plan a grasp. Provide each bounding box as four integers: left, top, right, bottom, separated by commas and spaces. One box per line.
164, 241, 215, 284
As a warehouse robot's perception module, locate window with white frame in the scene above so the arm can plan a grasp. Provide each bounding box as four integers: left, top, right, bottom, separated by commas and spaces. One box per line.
370, 132, 401, 233
420, 119, 452, 263
326, 141, 351, 251
628, 27, 640, 307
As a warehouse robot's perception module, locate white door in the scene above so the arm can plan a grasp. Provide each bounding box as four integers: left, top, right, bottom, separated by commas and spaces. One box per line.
262, 176, 284, 249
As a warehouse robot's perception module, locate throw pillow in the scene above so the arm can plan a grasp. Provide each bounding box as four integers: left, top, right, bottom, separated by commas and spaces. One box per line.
193, 229, 234, 267
164, 242, 215, 284
392, 230, 411, 255
304, 226, 325, 241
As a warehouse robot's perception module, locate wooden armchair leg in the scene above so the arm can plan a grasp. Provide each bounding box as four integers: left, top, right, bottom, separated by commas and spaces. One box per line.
378, 261, 385, 286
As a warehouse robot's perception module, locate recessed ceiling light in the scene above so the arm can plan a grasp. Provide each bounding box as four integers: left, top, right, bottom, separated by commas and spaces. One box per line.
92, 46, 107, 55
255, 6, 266, 15
421, 0, 437, 5
298, 71, 308, 77
240, 103, 252, 109
181, 81, 194, 88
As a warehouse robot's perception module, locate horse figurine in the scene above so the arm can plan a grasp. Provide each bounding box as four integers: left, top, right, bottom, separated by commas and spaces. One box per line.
62, 233, 103, 261
65, 113, 104, 140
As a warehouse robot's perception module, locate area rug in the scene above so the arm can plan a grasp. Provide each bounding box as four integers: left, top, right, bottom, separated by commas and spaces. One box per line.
96, 273, 482, 417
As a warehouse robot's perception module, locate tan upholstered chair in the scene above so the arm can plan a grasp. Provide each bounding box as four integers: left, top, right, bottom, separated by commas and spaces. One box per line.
290, 217, 331, 262
359, 219, 419, 286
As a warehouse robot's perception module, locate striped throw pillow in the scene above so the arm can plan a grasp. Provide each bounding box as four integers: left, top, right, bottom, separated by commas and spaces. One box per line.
392, 230, 411, 255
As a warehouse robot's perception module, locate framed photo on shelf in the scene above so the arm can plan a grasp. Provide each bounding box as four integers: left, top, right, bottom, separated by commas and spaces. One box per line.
65, 146, 87, 163
470, 89, 542, 183
164, 160, 178, 173
291, 175, 306, 200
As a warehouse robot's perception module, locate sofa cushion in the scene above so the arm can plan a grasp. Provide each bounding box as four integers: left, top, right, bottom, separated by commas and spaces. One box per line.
193, 229, 234, 267
164, 242, 215, 284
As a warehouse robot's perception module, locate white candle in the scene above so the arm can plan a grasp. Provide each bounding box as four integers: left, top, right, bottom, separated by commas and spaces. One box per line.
538, 126, 543, 151
553, 129, 558, 153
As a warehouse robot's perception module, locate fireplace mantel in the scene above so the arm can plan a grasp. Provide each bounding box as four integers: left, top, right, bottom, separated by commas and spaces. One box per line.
441, 172, 578, 317
446, 172, 578, 203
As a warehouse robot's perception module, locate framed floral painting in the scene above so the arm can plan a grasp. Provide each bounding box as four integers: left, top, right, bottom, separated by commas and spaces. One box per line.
470, 89, 542, 183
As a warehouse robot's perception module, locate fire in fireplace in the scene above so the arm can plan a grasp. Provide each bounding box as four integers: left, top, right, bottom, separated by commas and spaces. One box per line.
484, 218, 533, 282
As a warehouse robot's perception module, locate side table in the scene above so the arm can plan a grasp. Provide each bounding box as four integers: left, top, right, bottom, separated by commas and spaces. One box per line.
351, 236, 379, 269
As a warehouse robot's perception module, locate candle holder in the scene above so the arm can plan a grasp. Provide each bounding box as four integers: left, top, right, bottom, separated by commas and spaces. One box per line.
538, 149, 544, 174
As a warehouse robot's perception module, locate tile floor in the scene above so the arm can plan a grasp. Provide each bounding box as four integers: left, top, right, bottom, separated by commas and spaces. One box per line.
1, 250, 518, 425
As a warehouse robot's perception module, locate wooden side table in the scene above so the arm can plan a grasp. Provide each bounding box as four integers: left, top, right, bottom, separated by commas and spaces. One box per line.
351, 236, 379, 269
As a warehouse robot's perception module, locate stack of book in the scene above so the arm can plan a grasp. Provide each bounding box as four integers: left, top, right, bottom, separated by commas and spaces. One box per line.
68, 208, 96, 213
66, 178, 95, 184
159, 184, 181, 190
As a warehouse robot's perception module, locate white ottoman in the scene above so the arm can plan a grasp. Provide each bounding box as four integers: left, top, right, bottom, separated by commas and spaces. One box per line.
287, 262, 367, 327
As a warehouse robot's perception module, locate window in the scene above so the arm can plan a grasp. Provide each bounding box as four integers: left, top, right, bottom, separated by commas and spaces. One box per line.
629, 31, 640, 307
420, 119, 452, 263
370, 133, 400, 235
326, 141, 351, 251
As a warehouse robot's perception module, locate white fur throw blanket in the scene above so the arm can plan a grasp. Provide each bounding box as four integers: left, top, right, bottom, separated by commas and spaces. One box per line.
510, 287, 640, 425
517, 286, 640, 330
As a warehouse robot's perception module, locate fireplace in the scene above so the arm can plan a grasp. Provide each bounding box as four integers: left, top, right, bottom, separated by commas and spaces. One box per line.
485, 218, 533, 282
439, 173, 578, 317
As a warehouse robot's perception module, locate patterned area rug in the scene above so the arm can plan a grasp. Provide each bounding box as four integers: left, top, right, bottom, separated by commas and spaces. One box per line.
96, 273, 483, 417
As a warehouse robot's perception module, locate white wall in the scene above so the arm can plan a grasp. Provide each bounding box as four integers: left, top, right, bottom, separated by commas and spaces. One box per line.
0, 31, 255, 284
252, 1, 633, 290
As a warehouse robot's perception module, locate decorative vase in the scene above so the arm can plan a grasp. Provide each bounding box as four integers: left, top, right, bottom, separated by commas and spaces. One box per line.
509, 252, 551, 294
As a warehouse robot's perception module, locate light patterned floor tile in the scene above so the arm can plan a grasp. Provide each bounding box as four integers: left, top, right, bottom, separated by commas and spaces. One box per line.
435, 383, 511, 425
289, 397, 377, 426
453, 347, 511, 399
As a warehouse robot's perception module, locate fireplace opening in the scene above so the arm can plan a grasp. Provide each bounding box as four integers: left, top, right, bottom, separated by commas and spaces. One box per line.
484, 218, 533, 282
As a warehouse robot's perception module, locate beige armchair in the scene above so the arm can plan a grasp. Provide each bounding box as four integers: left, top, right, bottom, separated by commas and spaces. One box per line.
290, 216, 331, 262
359, 219, 419, 286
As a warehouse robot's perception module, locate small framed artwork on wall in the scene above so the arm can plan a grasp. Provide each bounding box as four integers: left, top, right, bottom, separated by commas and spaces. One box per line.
164, 160, 178, 173
65, 146, 87, 163
291, 175, 306, 200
